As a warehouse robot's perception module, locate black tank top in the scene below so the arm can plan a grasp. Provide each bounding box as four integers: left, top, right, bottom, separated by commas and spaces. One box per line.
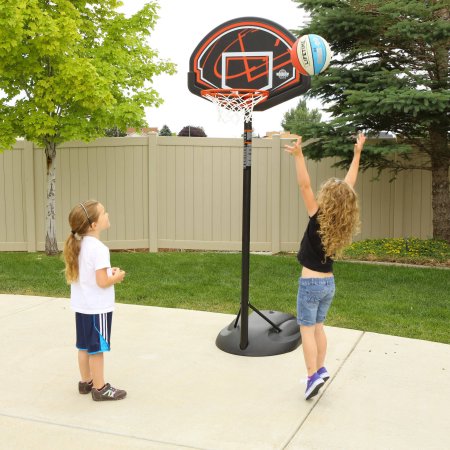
297, 212, 333, 273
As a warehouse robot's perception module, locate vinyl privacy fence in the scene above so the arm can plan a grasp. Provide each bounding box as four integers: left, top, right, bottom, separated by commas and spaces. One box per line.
0, 135, 433, 252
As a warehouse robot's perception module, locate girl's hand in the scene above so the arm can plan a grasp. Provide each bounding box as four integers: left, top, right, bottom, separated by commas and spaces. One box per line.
96, 267, 125, 288
284, 137, 303, 157
113, 267, 126, 283
354, 132, 366, 154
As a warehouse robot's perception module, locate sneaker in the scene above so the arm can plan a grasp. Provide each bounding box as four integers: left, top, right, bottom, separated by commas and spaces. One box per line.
317, 366, 330, 382
305, 372, 324, 400
78, 380, 93, 394
91, 383, 127, 401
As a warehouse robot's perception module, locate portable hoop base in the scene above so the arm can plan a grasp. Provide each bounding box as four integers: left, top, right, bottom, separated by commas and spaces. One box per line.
216, 310, 301, 357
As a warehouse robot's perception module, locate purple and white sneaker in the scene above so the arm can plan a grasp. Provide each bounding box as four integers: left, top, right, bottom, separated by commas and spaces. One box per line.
317, 366, 330, 382
305, 372, 324, 400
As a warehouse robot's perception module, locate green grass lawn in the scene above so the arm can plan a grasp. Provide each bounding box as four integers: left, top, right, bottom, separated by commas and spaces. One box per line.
0, 251, 448, 344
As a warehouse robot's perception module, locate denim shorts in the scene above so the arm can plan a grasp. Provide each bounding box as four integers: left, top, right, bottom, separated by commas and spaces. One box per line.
297, 277, 335, 326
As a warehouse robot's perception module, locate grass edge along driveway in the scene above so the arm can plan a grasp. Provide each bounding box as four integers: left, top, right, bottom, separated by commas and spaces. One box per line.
0, 251, 448, 344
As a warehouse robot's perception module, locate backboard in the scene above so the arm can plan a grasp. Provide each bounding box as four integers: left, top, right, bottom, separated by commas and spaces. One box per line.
188, 17, 311, 111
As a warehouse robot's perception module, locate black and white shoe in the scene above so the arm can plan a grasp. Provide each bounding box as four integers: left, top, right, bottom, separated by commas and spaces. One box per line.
92, 383, 127, 401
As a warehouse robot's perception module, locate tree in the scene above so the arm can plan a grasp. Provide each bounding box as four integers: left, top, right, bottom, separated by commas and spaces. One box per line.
291, 0, 449, 241
178, 126, 207, 137
0, 0, 176, 254
105, 126, 127, 137
159, 124, 172, 136
281, 99, 322, 133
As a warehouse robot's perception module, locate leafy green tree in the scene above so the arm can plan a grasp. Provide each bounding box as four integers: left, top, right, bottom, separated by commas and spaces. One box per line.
159, 124, 172, 136
178, 126, 207, 137
291, 0, 449, 241
0, 0, 176, 254
281, 99, 322, 133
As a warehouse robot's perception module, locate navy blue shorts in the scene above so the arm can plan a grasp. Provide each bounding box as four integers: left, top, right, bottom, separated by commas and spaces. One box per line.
75, 312, 112, 354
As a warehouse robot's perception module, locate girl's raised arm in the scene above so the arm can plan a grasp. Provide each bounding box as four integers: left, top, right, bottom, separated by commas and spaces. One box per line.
285, 137, 318, 217
344, 133, 366, 188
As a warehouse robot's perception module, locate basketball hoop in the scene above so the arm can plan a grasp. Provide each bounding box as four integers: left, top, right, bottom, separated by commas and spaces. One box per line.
191, 19, 304, 356
201, 89, 269, 124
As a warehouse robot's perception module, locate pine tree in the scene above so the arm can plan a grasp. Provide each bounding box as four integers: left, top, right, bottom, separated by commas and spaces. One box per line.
282, 99, 322, 134
293, 0, 449, 241
159, 124, 172, 136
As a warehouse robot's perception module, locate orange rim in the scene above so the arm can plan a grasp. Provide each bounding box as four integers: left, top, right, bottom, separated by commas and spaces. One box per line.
201, 88, 269, 100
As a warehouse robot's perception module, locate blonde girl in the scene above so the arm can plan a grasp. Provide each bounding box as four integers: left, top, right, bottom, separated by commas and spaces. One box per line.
63, 200, 126, 401
285, 133, 365, 400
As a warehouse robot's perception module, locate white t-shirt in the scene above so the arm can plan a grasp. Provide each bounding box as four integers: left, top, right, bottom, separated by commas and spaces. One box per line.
70, 236, 115, 314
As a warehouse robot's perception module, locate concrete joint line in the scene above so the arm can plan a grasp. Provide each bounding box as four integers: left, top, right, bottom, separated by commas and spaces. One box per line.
281, 331, 366, 450
0, 412, 209, 450
0, 299, 54, 319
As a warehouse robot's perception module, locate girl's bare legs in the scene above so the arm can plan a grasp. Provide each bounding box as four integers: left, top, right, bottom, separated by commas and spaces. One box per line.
89, 353, 105, 389
315, 323, 327, 370
300, 325, 318, 376
78, 350, 91, 382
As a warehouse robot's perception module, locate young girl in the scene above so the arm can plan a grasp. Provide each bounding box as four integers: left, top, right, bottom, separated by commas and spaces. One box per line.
285, 133, 365, 400
63, 200, 127, 401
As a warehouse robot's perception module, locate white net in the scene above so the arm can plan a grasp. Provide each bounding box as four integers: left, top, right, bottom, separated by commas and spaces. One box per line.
201, 89, 269, 124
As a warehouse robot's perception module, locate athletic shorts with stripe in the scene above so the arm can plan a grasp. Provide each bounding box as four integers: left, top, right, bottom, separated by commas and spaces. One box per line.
75, 312, 112, 354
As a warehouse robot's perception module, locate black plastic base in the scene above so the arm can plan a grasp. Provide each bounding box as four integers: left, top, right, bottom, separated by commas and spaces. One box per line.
216, 310, 301, 356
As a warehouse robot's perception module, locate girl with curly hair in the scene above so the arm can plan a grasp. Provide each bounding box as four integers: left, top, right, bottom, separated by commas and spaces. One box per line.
285, 133, 365, 400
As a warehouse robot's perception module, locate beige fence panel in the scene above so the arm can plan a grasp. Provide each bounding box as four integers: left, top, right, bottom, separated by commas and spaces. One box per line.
32, 138, 150, 251
0, 141, 30, 251
0, 136, 438, 253
157, 137, 248, 250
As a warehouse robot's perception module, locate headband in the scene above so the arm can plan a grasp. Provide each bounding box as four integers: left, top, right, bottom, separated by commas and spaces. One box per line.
79, 202, 92, 225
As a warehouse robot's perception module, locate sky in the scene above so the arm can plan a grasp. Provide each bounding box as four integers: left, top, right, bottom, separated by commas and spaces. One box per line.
118, 0, 320, 138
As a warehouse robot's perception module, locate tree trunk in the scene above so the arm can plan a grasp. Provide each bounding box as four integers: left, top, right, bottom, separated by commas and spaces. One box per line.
429, 124, 450, 242
45, 142, 59, 255
429, 17, 449, 242
431, 161, 450, 242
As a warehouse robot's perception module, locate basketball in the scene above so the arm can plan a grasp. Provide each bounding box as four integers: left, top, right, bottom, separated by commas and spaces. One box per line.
290, 34, 332, 76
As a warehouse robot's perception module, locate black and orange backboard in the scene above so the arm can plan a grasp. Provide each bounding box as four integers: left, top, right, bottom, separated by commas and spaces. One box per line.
188, 17, 311, 111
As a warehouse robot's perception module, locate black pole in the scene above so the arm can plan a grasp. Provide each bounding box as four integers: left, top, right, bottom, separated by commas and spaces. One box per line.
240, 119, 252, 350
215, 115, 301, 356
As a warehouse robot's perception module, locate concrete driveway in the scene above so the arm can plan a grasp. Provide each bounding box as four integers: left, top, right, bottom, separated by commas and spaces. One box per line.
0, 295, 448, 450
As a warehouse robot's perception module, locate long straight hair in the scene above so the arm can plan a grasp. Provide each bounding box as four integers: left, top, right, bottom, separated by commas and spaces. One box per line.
63, 200, 100, 283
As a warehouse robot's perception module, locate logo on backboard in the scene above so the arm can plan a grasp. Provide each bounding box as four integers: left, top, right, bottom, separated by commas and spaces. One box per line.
276, 69, 290, 80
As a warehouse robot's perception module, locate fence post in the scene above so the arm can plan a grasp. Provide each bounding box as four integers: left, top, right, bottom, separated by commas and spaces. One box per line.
392, 154, 405, 238
271, 135, 281, 254
23, 140, 37, 252
148, 133, 159, 252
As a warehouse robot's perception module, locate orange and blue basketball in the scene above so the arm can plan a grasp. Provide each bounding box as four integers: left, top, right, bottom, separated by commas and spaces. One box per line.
290, 34, 332, 76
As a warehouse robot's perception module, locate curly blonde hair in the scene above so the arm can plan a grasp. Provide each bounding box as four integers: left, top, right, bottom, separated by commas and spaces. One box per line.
317, 178, 360, 259
63, 200, 100, 283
